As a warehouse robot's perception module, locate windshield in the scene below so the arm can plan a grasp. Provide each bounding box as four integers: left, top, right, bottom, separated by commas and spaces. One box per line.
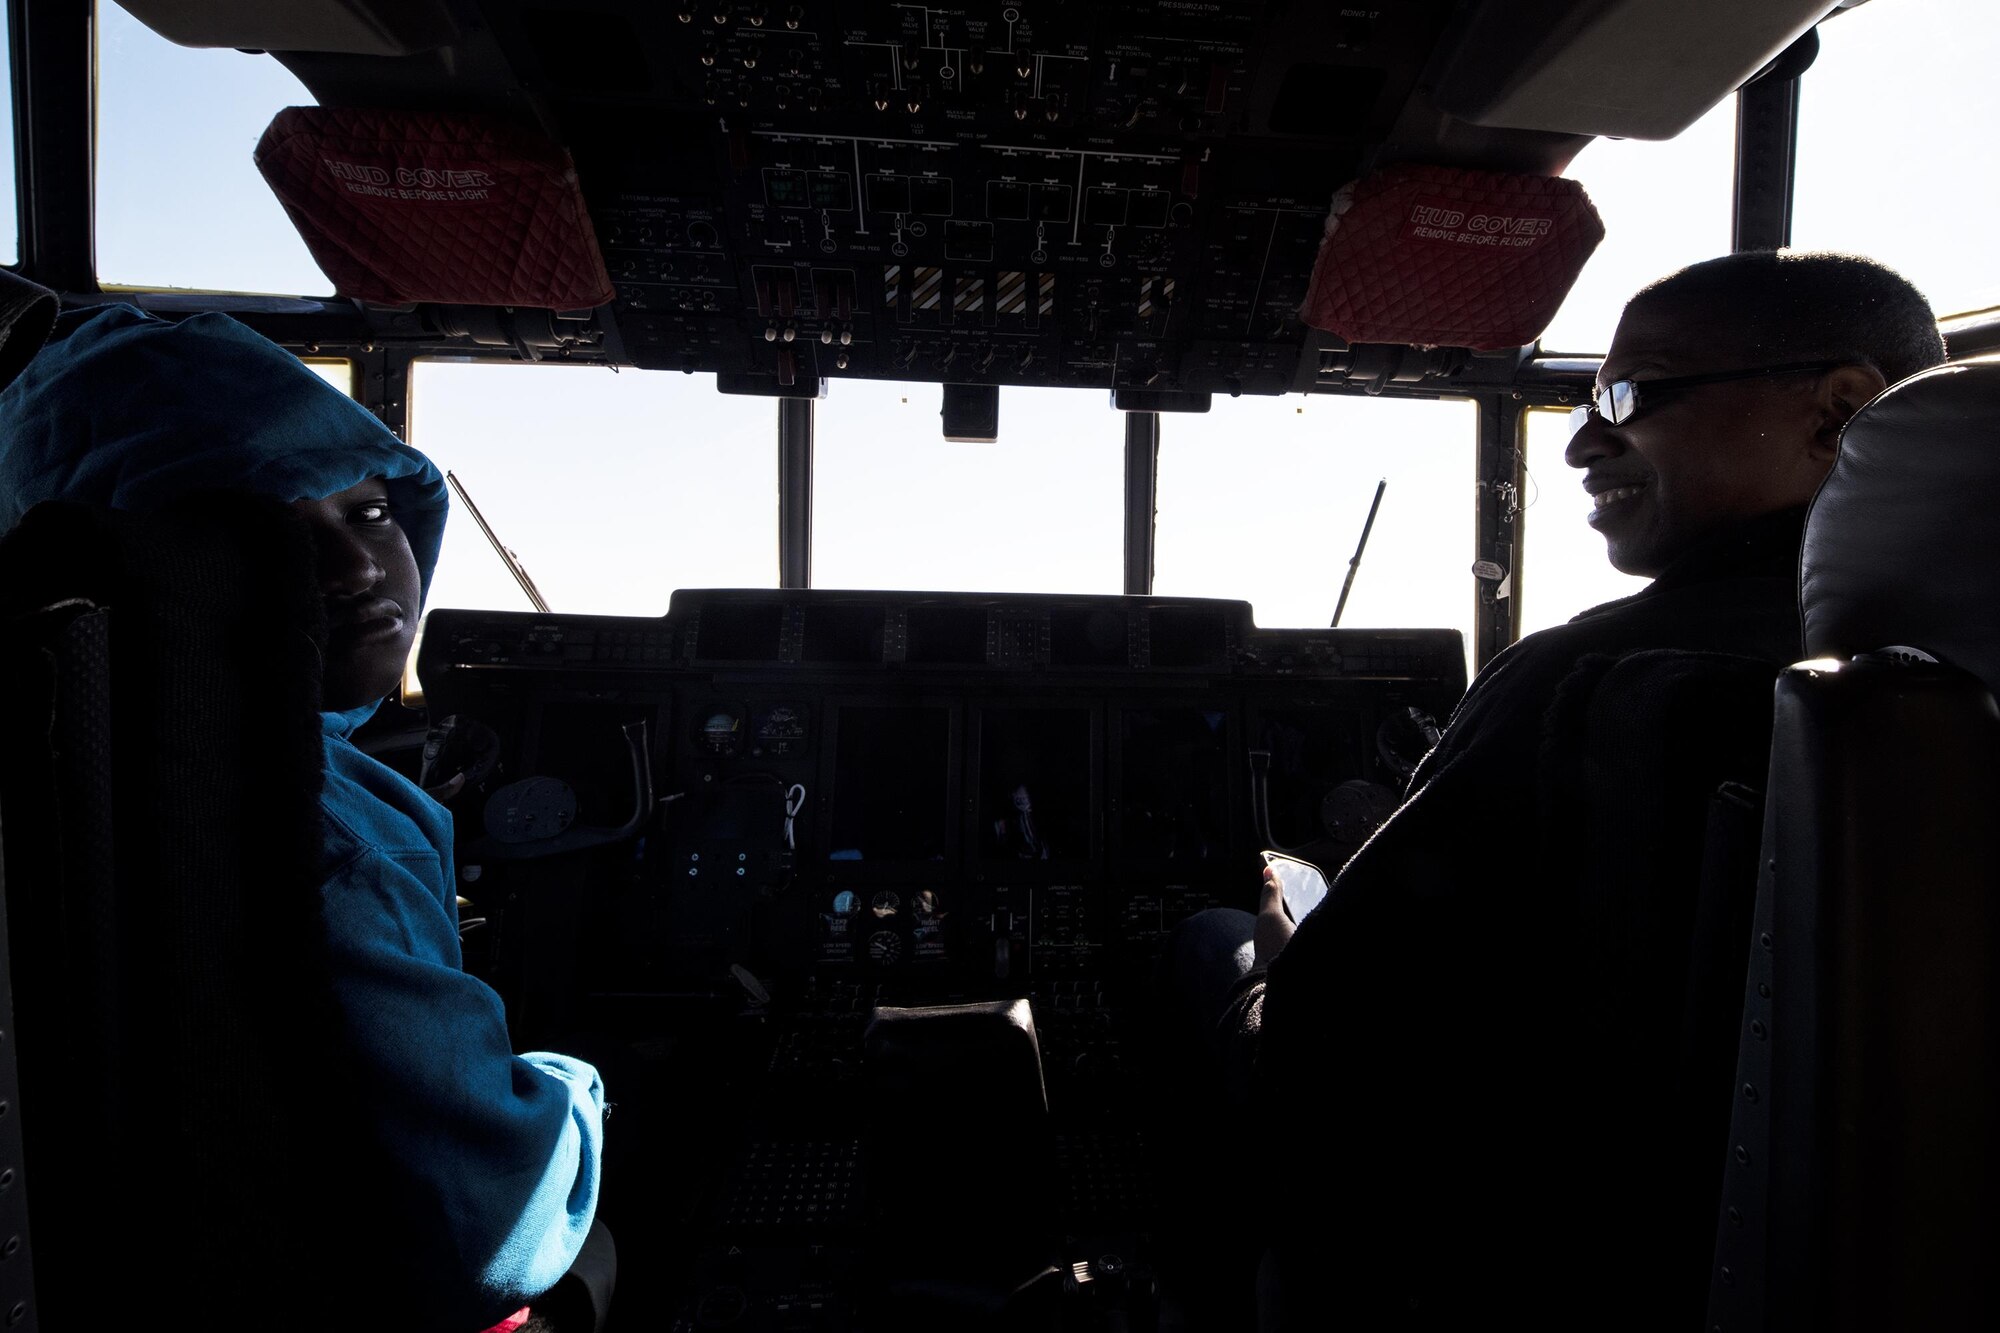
1154, 395, 1477, 642
812, 381, 1124, 595
411, 361, 779, 615
1790, 0, 2000, 318
1518, 409, 1650, 635
96, 1, 330, 294
71, 0, 1998, 664
1540, 98, 1737, 355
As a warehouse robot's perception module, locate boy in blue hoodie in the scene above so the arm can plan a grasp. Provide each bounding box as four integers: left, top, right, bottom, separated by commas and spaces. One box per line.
0, 306, 606, 1330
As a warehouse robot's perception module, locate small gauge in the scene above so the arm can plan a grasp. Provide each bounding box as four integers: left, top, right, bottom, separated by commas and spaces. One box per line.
1321, 778, 1399, 845
481, 776, 577, 844
751, 703, 810, 757
866, 930, 903, 966
870, 890, 901, 919
693, 702, 746, 757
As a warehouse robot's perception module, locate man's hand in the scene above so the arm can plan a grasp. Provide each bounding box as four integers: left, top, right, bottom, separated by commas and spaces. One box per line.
1254, 865, 1295, 966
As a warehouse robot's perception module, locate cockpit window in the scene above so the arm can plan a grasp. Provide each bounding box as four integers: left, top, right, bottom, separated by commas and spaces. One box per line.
0, 2, 17, 265
1152, 395, 1477, 655
812, 380, 1123, 595
1792, 0, 2000, 319
410, 361, 779, 614
1538, 98, 1738, 354
304, 359, 353, 397
95, 1, 330, 294
1517, 409, 1650, 635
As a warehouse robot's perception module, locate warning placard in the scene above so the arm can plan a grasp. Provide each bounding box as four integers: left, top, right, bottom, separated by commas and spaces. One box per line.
1404, 197, 1555, 250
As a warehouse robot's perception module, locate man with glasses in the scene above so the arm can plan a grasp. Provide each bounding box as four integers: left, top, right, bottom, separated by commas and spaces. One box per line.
1183, 251, 1945, 1329
1563, 257, 1938, 581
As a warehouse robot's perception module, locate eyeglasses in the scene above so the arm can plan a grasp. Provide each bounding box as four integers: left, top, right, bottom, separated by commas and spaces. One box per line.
1568, 359, 1850, 434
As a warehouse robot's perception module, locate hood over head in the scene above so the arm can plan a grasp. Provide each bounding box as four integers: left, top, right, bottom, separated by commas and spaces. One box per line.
0, 304, 449, 729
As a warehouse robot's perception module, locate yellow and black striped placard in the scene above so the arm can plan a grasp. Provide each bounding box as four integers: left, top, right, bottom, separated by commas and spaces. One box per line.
911, 266, 944, 317
995, 271, 1028, 320
953, 275, 985, 323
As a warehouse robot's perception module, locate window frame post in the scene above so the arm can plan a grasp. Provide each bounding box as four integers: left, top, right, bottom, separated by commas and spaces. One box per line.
1123, 410, 1159, 596
1473, 392, 1526, 669
778, 396, 813, 589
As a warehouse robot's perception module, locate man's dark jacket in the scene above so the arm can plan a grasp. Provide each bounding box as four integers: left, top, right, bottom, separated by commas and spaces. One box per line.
1253, 508, 1806, 1329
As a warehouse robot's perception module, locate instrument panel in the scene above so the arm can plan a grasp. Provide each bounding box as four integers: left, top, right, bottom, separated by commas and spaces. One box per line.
410, 589, 1463, 1326
418, 590, 1464, 1023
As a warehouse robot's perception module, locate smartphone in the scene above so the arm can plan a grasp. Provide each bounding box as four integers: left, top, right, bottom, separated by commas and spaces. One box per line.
1261, 850, 1331, 923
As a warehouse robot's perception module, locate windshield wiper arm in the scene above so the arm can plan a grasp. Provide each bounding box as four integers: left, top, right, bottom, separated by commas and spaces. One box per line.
1331, 477, 1386, 629
445, 470, 552, 614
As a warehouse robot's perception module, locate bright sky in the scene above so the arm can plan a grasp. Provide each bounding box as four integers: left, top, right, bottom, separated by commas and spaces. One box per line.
81, 0, 2000, 653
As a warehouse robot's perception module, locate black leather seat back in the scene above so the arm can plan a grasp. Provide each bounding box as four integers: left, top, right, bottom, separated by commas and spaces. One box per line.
1540, 648, 1779, 1324
0, 497, 369, 1328
1708, 361, 2000, 1332
1802, 357, 2000, 694
862, 999, 1050, 1254
862, 998, 1055, 1321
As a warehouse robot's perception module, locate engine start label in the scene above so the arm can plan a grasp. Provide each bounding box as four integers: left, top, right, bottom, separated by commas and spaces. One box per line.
1404, 197, 1554, 249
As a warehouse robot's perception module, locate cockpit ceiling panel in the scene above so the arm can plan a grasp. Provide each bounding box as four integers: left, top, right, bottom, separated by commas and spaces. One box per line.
116, 0, 459, 57
1433, 0, 1832, 141
111, 1, 1848, 381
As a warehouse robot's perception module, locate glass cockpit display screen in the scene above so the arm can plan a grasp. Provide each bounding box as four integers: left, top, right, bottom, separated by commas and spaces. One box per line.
978, 708, 1092, 861
1120, 708, 1228, 860
826, 706, 952, 862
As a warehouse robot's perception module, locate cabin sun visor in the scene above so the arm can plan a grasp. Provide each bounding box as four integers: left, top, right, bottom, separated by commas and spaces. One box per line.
255, 107, 616, 311
1299, 164, 1604, 350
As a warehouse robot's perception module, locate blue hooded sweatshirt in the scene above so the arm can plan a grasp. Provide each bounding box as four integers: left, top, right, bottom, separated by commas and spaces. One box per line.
0, 306, 603, 1328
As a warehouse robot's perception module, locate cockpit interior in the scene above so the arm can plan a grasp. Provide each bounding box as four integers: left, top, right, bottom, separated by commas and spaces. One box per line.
1, 1, 1996, 1329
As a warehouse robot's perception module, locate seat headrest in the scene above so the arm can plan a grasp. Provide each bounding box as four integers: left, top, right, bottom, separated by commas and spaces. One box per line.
1802, 358, 2000, 696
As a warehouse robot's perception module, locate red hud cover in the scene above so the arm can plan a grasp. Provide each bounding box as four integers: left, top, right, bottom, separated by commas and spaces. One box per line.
1300, 164, 1604, 350
255, 107, 615, 310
